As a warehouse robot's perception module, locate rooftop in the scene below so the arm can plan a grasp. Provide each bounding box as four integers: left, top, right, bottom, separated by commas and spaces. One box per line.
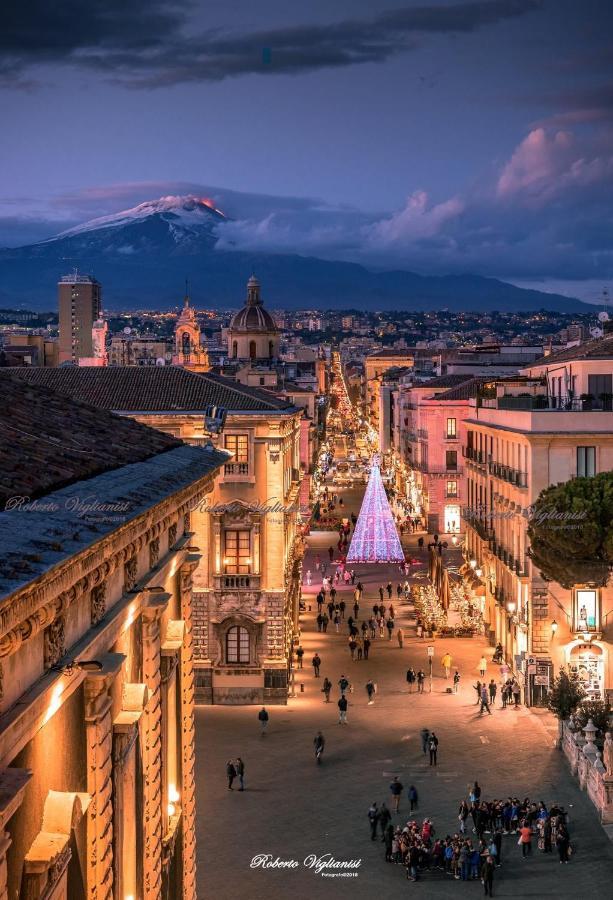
3, 366, 298, 414
0, 375, 181, 507
430, 377, 486, 401
527, 333, 613, 366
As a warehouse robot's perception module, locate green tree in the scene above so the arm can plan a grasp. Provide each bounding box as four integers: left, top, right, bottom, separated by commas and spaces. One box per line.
547, 667, 585, 721
573, 700, 612, 738
527, 472, 613, 588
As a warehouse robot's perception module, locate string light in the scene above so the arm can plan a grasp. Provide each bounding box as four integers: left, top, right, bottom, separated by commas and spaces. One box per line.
346, 460, 404, 564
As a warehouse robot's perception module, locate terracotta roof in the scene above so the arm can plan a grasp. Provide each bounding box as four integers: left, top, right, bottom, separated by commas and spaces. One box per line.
3, 366, 297, 413
0, 375, 182, 506
366, 348, 414, 359
527, 333, 613, 366
431, 377, 487, 401
413, 374, 470, 389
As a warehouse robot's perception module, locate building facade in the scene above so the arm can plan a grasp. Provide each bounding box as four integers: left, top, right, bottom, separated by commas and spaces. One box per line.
58, 274, 102, 364
0, 375, 227, 899
226, 276, 281, 362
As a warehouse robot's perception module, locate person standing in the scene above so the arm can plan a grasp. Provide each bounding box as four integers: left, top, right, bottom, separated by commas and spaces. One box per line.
408, 784, 418, 812
328, 545, 334, 561
322, 677, 332, 702
226, 759, 236, 790
366, 679, 376, 704
417, 669, 425, 693
420, 727, 430, 755
379, 585, 384, 602
556, 821, 570, 863
379, 802, 392, 839
519, 821, 532, 857
478, 655, 487, 678
479, 686, 492, 715
488, 679, 497, 707
353, 600, 360, 620
407, 667, 416, 692
481, 854, 495, 896
339, 599, 346, 620
258, 707, 269, 736
312, 653, 321, 677
441, 652, 453, 679
474, 680, 482, 705
386, 580, 393, 599
389, 776, 404, 813
397, 627, 404, 649
363, 636, 371, 659
296, 645, 304, 668
512, 680, 521, 707
453, 669, 461, 693
235, 757, 245, 791
338, 693, 348, 724
428, 732, 439, 766
368, 802, 379, 840
386, 617, 394, 641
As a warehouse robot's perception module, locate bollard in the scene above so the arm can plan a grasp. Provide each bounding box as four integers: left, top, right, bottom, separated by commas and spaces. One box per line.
300, 683, 305, 693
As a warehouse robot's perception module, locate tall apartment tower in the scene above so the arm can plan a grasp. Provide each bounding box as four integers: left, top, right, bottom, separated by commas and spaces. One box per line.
58, 272, 102, 363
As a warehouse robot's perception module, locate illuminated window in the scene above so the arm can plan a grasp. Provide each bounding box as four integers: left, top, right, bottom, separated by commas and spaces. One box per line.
226, 626, 250, 663
446, 418, 457, 438
577, 446, 596, 477
446, 480, 458, 497
224, 530, 251, 573
225, 434, 248, 463
574, 588, 600, 633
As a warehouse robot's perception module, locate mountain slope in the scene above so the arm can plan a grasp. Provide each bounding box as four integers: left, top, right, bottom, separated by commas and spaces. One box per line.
0, 195, 589, 312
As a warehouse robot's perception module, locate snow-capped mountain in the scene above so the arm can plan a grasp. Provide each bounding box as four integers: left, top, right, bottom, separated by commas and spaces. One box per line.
0, 194, 588, 312
54, 195, 226, 240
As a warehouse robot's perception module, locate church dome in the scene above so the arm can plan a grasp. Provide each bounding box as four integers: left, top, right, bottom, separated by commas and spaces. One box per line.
229, 276, 278, 333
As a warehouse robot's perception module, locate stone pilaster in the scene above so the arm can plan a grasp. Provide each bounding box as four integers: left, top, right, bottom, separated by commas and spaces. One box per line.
178, 561, 198, 900
84, 653, 125, 900
141, 597, 168, 900
0, 768, 31, 900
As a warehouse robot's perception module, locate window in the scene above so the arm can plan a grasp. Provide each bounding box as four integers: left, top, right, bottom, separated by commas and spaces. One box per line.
232, 341, 238, 358
574, 589, 599, 633
446, 480, 458, 498
269, 340, 274, 358
225, 434, 248, 463
446, 417, 457, 438
577, 446, 596, 477
445, 450, 457, 471
224, 530, 251, 573
249, 340, 257, 360
226, 626, 250, 663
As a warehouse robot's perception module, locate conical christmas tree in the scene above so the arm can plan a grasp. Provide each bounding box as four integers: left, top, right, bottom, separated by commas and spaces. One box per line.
346, 461, 405, 563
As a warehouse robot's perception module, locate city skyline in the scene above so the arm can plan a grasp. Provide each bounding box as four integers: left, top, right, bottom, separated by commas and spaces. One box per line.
1, 1, 612, 300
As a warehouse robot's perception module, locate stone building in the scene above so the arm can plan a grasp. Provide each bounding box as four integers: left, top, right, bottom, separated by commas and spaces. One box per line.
0, 375, 227, 899
462, 336, 613, 704
226, 276, 281, 362
172, 292, 209, 371
4, 366, 305, 705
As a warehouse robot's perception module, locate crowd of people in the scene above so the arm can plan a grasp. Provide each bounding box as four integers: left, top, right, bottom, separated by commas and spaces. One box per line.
367, 784, 573, 890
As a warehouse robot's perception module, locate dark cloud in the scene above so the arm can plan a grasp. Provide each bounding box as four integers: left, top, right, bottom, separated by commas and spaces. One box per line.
0, 0, 540, 88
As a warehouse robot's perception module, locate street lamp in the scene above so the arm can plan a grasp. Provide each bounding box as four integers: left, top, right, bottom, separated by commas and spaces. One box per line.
475, 567, 483, 578
506, 600, 516, 615
470, 559, 477, 570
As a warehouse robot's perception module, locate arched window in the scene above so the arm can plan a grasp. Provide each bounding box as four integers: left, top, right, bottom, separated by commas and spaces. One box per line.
268, 340, 274, 358
249, 340, 257, 360
226, 625, 250, 663
232, 341, 238, 358
182, 331, 191, 359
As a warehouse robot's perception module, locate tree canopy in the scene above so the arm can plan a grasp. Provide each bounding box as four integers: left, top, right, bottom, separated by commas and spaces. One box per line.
527, 472, 613, 588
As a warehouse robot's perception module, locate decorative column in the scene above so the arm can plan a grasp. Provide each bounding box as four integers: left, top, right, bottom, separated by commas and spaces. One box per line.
178, 560, 199, 900
0, 768, 31, 900
84, 653, 125, 900
141, 596, 169, 900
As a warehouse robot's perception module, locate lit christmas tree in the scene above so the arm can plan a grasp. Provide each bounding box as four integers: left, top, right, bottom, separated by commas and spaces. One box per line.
346, 460, 405, 563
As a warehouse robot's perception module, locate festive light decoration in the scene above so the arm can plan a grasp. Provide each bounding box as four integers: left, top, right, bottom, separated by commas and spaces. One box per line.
413, 583, 447, 631
346, 460, 405, 563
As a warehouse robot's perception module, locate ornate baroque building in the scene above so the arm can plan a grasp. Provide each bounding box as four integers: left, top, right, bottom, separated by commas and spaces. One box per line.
0, 375, 227, 899
4, 366, 305, 705
226, 276, 281, 362
172, 292, 210, 371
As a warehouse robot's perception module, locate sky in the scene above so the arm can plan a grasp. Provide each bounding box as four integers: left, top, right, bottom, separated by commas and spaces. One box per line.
1, 0, 612, 300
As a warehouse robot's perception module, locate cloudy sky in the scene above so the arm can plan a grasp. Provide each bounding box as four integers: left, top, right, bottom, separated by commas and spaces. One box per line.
1, 0, 612, 299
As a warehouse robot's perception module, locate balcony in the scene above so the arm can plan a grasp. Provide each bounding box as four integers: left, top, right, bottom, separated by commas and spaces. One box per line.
412, 461, 463, 476
444, 431, 459, 441
462, 447, 485, 465
224, 462, 250, 477
488, 461, 528, 488
481, 393, 613, 412
214, 573, 261, 591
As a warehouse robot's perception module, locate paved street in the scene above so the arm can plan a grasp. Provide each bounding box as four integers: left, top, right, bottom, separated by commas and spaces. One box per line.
195, 483, 613, 899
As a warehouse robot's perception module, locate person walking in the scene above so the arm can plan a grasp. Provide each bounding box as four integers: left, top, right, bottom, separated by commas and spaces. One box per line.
338, 693, 348, 724
479, 686, 492, 715
453, 669, 461, 693
420, 727, 430, 755
519, 821, 532, 857
512, 680, 521, 707
235, 757, 245, 791
296, 645, 304, 668
428, 732, 439, 766
417, 669, 425, 693
386, 580, 393, 599
258, 707, 269, 735
322, 676, 332, 702
349, 637, 357, 661
441, 651, 453, 679
226, 759, 236, 790
474, 679, 482, 705
322, 613, 329, 633
481, 854, 495, 896
389, 776, 404, 813
353, 601, 360, 620
366, 679, 376, 704
408, 784, 418, 812
368, 802, 379, 840
478, 655, 487, 678
379, 585, 384, 602
407, 667, 416, 692
386, 617, 394, 640
328, 545, 334, 561
356, 636, 363, 661
338, 674, 350, 696
312, 653, 321, 677
397, 627, 404, 649
339, 599, 346, 620
488, 679, 497, 706
363, 637, 371, 659
316, 612, 323, 633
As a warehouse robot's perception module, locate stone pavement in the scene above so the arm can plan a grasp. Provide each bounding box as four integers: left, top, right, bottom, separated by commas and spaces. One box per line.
195, 484, 613, 899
